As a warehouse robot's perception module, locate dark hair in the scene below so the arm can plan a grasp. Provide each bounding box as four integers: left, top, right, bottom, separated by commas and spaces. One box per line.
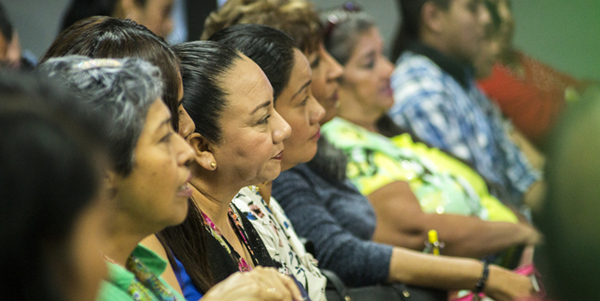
202, 0, 323, 55
321, 9, 375, 66
209, 24, 296, 101
0, 70, 109, 301
61, 0, 147, 31
391, 0, 451, 63
41, 16, 182, 131
0, 2, 13, 42
158, 40, 241, 292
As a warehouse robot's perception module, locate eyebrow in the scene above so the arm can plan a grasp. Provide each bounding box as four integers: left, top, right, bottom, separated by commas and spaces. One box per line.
155, 118, 171, 133
251, 100, 272, 114
292, 80, 312, 100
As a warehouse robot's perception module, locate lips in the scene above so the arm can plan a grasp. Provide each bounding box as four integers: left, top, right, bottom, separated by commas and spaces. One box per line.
176, 173, 193, 198
311, 128, 321, 140
272, 150, 284, 160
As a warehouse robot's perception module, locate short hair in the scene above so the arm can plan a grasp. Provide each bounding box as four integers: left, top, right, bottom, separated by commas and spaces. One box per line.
38, 56, 163, 175
391, 0, 451, 62
202, 0, 322, 54
322, 9, 375, 66
209, 24, 295, 101
41, 16, 182, 132
61, 0, 148, 31
0, 1, 13, 42
0, 70, 108, 301
172, 41, 241, 144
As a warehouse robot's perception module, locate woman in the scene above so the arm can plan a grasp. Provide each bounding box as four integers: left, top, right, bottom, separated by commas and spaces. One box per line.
61, 0, 175, 38
0, 70, 110, 301
40, 56, 300, 301
319, 8, 540, 262
41, 16, 193, 137
208, 24, 328, 301
202, 0, 537, 299
155, 40, 305, 300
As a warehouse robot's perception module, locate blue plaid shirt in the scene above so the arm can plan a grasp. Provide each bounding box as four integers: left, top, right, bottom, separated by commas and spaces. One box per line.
389, 45, 540, 206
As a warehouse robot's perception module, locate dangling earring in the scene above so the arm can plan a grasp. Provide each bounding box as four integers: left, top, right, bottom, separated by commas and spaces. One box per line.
210, 162, 216, 169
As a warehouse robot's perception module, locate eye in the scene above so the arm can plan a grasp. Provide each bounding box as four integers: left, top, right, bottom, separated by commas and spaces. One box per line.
364, 60, 375, 70
299, 96, 309, 106
310, 57, 321, 69
160, 132, 173, 143
258, 114, 272, 125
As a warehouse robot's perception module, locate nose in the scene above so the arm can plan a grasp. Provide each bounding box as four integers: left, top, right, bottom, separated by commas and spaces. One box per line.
174, 133, 195, 167
381, 56, 395, 79
309, 96, 326, 125
271, 110, 291, 144
323, 49, 344, 82
178, 106, 196, 138
479, 2, 491, 28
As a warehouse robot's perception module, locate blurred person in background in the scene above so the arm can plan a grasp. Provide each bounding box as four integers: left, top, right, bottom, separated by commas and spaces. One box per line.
390, 0, 543, 209
0, 70, 111, 301
477, 0, 594, 149
535, 87, 600, 301
61, 0, 175, 38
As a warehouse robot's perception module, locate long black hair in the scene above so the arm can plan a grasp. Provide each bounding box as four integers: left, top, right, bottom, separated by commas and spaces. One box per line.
208, 24, 296, 101
0, 70, 109, 301
41, 16, 182, 131
157, 41, 241, 292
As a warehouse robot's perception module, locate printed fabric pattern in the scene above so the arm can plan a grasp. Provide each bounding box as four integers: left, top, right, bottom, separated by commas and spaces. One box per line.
322, 117, 517, 223
390, 50, 540, 206
233, 187, 327, 301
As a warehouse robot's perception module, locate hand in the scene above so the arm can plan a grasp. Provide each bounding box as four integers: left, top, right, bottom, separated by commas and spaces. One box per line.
484, 265, 536, 301
202, 267, 304, 301
518, 223, 543, 246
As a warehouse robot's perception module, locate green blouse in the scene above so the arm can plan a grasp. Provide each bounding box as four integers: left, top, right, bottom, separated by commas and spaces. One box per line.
321, 117, 517, 223
97, 244, 186, 301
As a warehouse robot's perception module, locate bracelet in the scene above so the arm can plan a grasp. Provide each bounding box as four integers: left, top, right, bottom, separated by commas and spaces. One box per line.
475, 260, 490, 294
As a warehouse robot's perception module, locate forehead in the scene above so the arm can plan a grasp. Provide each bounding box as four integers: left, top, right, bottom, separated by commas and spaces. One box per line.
142, 99, 171, 135
352, 27, 383, 56
223, 56, 273, 112
287, 49, 311, 88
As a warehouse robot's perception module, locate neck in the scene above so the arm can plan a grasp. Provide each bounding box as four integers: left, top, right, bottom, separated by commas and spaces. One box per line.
187, 165, 245, 230
337, 89, 382, 133
257, 181, 273, 205
101, 208, 151, 266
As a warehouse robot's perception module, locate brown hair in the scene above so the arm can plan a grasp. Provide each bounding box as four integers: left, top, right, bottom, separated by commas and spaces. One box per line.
41, 16, 182, 131
201, 0, 322, 54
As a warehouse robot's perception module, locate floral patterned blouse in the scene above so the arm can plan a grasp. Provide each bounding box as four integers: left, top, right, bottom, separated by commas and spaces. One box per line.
233, 187, 327, 301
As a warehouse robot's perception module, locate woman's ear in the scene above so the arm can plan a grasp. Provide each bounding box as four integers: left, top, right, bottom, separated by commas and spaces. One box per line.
103, 169, 119, 200
187, 133, 218, 171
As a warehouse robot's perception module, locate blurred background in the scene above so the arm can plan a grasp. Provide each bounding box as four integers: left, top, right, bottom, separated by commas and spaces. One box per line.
3, 0, 599, 80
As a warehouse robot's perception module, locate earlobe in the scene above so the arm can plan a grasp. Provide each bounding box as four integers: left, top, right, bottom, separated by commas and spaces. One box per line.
103, 170, 119, 199
187, 133, 218, 171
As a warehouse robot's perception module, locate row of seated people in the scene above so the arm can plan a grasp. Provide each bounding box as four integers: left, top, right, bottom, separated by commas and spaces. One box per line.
3, 0, 597, 300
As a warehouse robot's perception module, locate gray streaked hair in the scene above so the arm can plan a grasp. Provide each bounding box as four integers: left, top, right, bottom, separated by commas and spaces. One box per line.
322, 10, 375, 66
38, 55, 163, 175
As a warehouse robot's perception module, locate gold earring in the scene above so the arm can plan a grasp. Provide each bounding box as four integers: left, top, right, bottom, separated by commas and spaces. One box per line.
210, 162, 216, 169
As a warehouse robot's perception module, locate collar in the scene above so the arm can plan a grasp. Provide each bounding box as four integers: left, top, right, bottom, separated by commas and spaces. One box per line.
406, 42, 474, 88
105, 244, 168, 289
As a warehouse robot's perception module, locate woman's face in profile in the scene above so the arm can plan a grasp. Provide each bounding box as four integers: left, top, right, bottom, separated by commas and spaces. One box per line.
114, 100, 194, 230
340, 26, 395, 115
275, 49, 325, 171
209, 55, 291, 185
306, 44, 344, 125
